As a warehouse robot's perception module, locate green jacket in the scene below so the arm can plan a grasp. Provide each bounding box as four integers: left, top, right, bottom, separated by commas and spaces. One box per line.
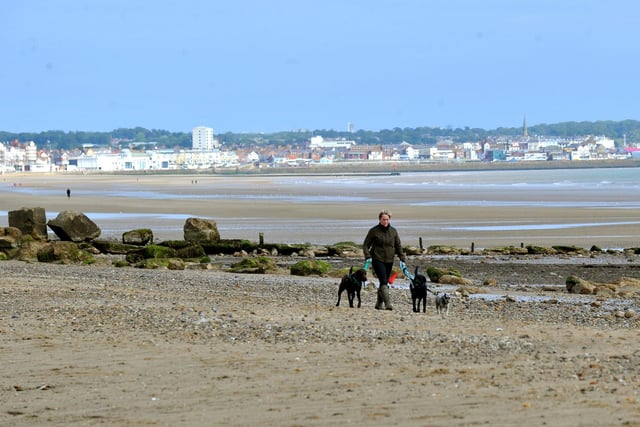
363, 223, 407, 264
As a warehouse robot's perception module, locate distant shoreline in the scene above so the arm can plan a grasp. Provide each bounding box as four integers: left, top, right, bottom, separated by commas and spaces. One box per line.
245, 158, 640, 176
5, 158, 638, 177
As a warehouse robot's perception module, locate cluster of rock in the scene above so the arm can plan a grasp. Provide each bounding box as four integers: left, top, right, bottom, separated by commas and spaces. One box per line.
566, 275, 640, 299
0, 207, 225, 269
427, 243, 640, 257
421, 264, 640, 302
0, 207, 365, 272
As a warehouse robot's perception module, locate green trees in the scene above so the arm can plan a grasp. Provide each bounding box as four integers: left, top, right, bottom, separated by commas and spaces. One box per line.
1, 120, 639, 150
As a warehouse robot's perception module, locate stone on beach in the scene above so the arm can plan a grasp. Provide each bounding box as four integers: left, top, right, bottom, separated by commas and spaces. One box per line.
47, 210, 101, 242
183, 217, 220, 243
8, 207, 48, 240
122, 228, 154, 246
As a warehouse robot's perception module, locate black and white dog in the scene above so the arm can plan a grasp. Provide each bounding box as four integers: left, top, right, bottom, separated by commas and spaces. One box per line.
336, 267, 367, 308
435, 292, 451, 315
409, 266, 429, 313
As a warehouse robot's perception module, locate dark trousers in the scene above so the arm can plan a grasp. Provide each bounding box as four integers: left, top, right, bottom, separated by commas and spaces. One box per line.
372, 259, 394, 309
372, 259, 393, 287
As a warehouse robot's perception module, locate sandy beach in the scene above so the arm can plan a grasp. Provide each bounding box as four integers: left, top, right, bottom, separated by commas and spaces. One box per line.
1, 169, 639, 249
2, 255, 640, 426
2, 170, 640, 426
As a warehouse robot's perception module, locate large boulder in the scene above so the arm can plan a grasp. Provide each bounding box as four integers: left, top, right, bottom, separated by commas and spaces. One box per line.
47, 210, 101, 242
8, 207, 48, 240
183, 217, 220, 243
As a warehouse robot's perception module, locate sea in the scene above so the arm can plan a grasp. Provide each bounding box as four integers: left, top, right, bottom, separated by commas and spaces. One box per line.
1, 167, 639, 249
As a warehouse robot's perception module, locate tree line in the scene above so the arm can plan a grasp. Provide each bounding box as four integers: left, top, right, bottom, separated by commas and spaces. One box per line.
2, 120, 639, 151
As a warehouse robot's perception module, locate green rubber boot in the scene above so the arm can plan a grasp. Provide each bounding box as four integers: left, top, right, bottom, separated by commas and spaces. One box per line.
380, 285, 393, 310
375, 286, 384, 310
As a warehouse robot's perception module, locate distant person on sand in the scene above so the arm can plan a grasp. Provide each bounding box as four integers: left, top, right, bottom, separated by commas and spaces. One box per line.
66, 188, 71, 198
363, 210, 407, 311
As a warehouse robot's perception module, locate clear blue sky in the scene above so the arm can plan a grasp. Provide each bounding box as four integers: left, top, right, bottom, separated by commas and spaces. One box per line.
3, 1, 639, 134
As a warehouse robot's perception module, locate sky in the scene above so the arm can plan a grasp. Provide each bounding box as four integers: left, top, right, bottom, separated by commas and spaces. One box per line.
3, 1, 640, 134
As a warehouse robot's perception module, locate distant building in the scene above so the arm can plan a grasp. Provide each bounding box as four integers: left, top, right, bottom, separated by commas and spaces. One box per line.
192, 126, 218, 151
309, 136, 355, 149
347, 122, 354, 133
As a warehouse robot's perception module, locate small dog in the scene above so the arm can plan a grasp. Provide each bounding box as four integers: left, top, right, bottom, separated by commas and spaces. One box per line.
336, 267, 367, 308
409, 266, 429, 313
435, 292, 451, 315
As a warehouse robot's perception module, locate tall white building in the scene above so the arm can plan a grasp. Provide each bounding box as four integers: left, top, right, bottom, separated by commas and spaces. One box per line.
192, 126, 216, 151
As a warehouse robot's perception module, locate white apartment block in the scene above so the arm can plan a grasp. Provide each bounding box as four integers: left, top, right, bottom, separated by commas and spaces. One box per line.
192, 126, 217, 151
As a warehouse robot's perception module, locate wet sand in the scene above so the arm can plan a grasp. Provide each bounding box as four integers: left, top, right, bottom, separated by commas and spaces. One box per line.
1, 171, 639, 249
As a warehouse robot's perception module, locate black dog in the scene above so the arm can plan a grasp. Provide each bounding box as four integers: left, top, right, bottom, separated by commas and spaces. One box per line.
336, 267, 367, 308
409, 266, 429, 313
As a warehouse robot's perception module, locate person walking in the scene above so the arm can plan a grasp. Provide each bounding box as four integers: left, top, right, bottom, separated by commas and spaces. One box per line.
363, 210, 407, 310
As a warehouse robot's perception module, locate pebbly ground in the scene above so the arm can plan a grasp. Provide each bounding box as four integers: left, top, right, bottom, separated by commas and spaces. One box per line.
2, 255, 640, 426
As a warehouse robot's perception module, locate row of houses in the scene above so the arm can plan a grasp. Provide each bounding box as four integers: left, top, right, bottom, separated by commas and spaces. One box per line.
0, 134, 635, 173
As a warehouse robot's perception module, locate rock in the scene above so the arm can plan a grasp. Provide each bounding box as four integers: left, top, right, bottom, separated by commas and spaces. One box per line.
92, 239, 145, 255
594, 285, 616, 297
143, 244, 177, 259
8, 207, 48, 240
122, 228, 153, 246
307, 245, 330, 257
228, 256, 280, 274
167, 258, 186, 270
457, 285, 480, 296
427, 245, 465, 255
290, 259, 332, 276
483, 246, 529, 255
526, 245, 558, 255
566, 275, 640, 298
404, 246, 424, 256
47, 210, 101, 242
36, 241, 95, 264
331, 242, 362, 257
565, 276, 596, 294
552, 245, 590, 255
0, 226, 22, 250
426, 266, 463, 283
183, 217, 220, 243
175, 244, 206, 259
439, 274, 473, 286
482, 278, 497, 286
